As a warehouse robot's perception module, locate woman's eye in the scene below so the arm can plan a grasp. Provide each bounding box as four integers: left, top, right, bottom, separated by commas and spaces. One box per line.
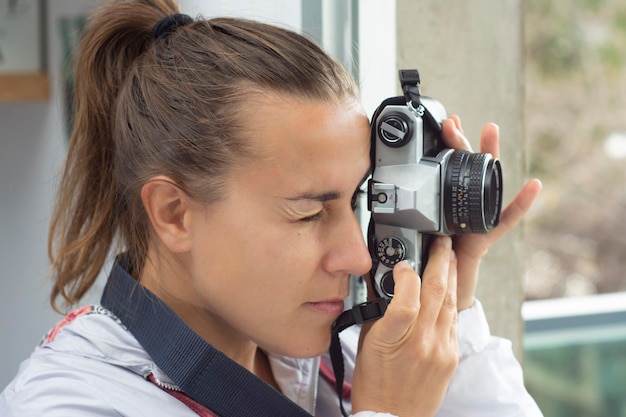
298, 187, 365, 222
299, 210, 325, 222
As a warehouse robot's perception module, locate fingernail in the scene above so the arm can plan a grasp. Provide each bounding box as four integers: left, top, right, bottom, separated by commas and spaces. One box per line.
438, 236, 452, 249
397, 260, 412, 270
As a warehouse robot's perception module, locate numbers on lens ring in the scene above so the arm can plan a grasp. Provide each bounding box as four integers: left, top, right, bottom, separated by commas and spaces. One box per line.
376, 236, 406, 268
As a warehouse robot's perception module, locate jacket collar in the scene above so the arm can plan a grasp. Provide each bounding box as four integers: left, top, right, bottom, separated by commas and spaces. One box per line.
100, 255, 313, 417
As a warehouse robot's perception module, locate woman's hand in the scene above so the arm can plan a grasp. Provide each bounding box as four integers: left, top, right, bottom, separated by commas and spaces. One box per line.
351, 236, 459, 417
440, 116, 542, 310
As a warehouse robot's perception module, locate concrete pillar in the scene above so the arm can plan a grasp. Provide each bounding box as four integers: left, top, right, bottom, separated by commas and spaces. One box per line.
396, 0, 527, 356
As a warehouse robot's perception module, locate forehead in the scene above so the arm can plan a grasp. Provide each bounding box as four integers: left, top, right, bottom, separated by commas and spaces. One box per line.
236, 94, 371, 193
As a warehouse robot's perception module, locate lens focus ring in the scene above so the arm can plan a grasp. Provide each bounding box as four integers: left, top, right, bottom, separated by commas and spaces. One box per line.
444, 150, 502, 235
468, 153, 488, 231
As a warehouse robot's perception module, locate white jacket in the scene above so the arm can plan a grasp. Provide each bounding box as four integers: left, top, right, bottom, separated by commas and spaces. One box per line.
0, 260, 543, 417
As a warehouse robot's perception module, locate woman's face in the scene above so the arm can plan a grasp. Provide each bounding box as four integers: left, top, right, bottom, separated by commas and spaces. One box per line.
181, 94, 372, 358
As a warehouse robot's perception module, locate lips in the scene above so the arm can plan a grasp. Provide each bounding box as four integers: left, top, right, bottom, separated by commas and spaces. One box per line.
307, 299, 345, 316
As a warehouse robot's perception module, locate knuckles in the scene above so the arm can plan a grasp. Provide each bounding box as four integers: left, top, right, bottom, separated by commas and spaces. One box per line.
410, 337, 459, 375
442, 291, 457, 312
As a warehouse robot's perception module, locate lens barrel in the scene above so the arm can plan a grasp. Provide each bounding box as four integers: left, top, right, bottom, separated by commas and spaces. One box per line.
443, 150, 503, 234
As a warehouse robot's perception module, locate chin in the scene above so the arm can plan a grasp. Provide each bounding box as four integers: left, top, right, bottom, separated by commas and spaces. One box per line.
270, 331, 332, 359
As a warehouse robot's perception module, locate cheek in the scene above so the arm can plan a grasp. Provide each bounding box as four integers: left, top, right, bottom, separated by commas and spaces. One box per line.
216, 226, 315, 294
260, 229, 321, 272
241, 231, 327, 318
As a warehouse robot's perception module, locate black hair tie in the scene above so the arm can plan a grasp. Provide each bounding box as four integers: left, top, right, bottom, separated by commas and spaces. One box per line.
152, 13, 193, 39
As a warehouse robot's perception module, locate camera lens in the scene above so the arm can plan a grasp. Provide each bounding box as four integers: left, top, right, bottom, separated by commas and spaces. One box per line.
443, 150, 503, 234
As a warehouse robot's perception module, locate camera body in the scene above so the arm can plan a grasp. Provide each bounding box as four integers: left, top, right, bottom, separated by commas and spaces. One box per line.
367, 69, 503, 299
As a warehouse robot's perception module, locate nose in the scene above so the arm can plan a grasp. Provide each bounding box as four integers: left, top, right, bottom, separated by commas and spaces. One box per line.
322, 209, 372, 276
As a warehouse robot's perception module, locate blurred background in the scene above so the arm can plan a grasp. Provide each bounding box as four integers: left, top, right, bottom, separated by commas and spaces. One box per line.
524, 0, 626, 301
523, 0, 626, 415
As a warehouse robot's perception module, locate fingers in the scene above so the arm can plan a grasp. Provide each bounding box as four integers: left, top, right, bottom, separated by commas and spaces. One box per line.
352, 236, 459, 416
449, 114, 463, 132
441, 118, 473, 152
375, 236, 457, 345
479, 122, 500, 158
418, 237, 455, 326
487, 178, 542, 244
438, 249, 458, 344
375, 261, 421, 344
441, 116, 502, 160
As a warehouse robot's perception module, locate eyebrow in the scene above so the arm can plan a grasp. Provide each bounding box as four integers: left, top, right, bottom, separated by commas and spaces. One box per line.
283, 168, 371, 203
285, 191, 341, 202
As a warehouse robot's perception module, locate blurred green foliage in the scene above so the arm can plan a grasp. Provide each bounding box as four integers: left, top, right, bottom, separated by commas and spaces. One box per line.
526, 0, 626, 79
524, 0, 626, 298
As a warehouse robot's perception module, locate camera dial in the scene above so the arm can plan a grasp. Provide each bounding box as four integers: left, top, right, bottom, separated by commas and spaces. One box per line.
378, 113, 412, 148
380, 271, 395, 297
376, 236, 406, 267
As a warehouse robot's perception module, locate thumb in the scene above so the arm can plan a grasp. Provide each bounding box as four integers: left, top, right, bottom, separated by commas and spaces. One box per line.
370, 261, 421, 345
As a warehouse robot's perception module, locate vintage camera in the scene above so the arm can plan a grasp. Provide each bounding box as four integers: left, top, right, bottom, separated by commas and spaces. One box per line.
367, 69, 503, 299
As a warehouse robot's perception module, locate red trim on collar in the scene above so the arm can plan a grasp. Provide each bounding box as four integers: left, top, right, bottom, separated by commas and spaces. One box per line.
44, 305, 94, 344
147, 373, 218, 417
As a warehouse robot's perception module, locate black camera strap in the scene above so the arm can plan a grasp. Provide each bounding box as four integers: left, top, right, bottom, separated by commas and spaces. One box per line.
329, 298, 389, 417
400, 69, 442, 136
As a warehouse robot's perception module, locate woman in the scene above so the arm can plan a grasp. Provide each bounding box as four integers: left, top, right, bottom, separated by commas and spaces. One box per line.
0, 0, 543, 416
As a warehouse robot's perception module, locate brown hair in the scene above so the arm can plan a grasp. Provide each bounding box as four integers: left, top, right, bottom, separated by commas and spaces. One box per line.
48, 0, 358, 312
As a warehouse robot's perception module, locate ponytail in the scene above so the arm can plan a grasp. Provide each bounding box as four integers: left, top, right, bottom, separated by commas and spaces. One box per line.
48, 0, 178, 312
